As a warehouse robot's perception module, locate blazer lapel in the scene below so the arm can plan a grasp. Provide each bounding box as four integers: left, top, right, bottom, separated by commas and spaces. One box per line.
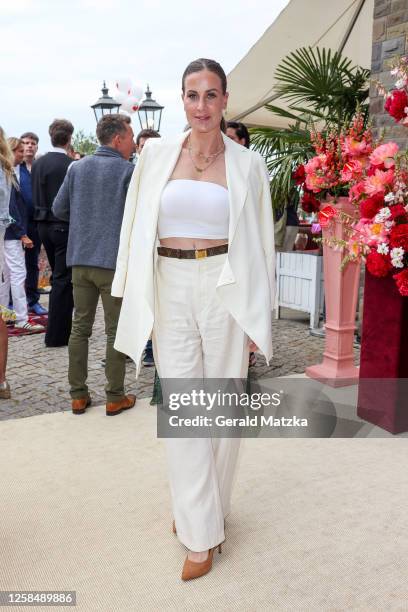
144, 131, 190, 242
223, 132, 251, 245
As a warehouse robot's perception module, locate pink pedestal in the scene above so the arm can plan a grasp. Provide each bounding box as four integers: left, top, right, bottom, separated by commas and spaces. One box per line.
306, 197, 360, 387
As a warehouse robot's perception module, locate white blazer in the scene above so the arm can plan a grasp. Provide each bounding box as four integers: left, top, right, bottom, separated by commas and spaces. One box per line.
112, 130, 275, 376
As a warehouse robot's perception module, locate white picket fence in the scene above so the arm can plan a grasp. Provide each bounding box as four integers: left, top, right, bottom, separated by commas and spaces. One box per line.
275, 251, 324, 329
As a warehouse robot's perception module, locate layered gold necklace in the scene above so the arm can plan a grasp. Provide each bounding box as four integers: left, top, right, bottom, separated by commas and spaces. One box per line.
187, 136, 225, 173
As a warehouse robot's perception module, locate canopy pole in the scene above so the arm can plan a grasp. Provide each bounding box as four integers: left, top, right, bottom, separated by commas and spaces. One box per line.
338, 0, 366, 53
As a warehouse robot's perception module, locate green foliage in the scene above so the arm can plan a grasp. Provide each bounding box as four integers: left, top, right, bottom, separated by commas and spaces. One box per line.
72, 129, 98, 155
250, 47, 370, 213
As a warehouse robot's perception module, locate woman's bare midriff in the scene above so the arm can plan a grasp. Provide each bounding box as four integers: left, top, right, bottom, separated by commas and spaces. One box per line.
159, 237, 228, 249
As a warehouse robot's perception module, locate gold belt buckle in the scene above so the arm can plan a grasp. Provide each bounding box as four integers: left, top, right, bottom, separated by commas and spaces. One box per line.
195, 248, 207, 259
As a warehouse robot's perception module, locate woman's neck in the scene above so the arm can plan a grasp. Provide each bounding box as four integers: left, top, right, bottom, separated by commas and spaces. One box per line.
188, 129, 224, 157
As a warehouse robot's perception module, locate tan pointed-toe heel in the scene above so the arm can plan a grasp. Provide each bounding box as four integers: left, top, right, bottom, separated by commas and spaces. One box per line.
181, 543, 222, 581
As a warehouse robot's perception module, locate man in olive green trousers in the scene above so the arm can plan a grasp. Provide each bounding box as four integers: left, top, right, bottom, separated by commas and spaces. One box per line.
68, 267, 126, 410
52, 114, 137, 416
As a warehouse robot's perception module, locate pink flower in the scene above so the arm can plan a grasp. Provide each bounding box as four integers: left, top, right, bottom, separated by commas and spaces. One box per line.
349, 181, 366, 202
369, 142, 399, 168
364, 169, 395, 195
341, 159, 363, 182
342, 136, 372, 157
352, 219, 388, 247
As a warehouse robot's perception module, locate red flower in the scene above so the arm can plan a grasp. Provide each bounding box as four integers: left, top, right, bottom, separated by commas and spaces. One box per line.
359, 193, 384, 219
384, 89, 408, 122
389, 223, 408, 250
366, 250, 393, 277
393, 268, 408, 296
301, 190, 320, 213
292, 165, 305, 185
390, 204, 408, 221
367, 163, 385, 175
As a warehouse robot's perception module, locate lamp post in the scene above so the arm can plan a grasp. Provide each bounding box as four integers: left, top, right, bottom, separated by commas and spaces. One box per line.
137, 85, 164, 132
91, 81, 121, 123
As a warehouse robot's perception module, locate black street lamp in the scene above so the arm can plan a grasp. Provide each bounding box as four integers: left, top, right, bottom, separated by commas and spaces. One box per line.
91, 81, 121, 123
137, 85, 164, 132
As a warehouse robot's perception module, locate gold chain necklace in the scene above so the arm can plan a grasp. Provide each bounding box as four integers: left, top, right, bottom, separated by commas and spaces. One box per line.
187, 136, 225, 173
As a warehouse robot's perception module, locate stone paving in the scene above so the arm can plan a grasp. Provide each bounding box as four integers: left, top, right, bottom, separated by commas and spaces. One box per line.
0, 296, 360, 421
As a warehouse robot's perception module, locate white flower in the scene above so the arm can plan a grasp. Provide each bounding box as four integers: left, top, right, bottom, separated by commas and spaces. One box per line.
384, 220, 395, 230
395, 78, 406, 89
377, 243, 389, 255
374, 207, 392, 223
391, 247, 405, 268
384, 192, 395, 203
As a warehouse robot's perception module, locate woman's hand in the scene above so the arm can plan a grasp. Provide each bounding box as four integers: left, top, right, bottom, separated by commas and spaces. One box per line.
21, 235, 33, 249
248, 339, 258, 352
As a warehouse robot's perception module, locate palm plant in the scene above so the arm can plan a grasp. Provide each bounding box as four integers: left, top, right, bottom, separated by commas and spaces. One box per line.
250, 47, 370, 213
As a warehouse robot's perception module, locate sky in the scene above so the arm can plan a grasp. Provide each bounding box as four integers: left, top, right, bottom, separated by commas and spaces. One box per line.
0, 0, 289, 153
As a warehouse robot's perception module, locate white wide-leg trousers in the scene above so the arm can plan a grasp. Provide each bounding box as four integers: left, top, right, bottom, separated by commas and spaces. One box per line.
153, 253, 249, 552
0, 240, 28, 324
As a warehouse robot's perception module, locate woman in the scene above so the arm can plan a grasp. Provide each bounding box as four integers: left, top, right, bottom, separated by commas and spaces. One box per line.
0, 138, 43, 333
112, 58, 275, 580
0, 127, 14, 399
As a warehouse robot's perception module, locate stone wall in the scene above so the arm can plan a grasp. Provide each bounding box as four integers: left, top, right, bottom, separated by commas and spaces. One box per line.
370, 0, 408, 148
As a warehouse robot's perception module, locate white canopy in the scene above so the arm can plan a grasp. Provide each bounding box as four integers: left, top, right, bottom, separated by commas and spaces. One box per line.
226, 0, 374, 128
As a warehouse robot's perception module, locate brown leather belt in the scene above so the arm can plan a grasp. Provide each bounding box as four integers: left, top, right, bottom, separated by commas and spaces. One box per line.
157, 243, 228, 259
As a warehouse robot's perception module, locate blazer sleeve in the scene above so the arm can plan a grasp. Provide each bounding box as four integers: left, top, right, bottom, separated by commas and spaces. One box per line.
52, 171, 71, 222
256, 153, 276, 309
111, 146, 148, 297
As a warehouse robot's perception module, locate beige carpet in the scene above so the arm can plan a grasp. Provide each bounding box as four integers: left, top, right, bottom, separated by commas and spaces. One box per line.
1, 400, 408, 611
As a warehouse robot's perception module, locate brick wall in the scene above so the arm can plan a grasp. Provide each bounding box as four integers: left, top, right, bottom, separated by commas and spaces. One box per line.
370, 0, 408, 148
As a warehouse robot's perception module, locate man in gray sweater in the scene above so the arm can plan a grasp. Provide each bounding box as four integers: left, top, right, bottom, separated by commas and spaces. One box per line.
53, 114, 136, 416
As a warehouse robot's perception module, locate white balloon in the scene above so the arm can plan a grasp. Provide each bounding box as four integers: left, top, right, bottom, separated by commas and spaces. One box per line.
120, 95, 139, 114
115, 77, 132, 95
113, 90, 127, 104
130, 84, 143, 101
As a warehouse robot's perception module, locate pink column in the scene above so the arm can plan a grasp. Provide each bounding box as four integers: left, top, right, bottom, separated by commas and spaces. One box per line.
306, 197, 360, 387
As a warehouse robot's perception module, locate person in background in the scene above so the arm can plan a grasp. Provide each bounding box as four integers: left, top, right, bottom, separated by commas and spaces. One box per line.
0, 138, 43, 333
52, 114, 136, 417
20, 131, 47, 315
32, 119, 74, 347
66, 144, 76, 160
0, 127, 14, 399
226, 121, 250, 148
136, 128, 161, 366
226, 120, 257, 367
136, 129, 160, 155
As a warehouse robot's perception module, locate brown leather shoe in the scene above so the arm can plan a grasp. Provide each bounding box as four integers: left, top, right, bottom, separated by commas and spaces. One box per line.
106, 394, 136, 416
72, 396, 92, 415
0, 382, 11, 400
181, 543, 222, 581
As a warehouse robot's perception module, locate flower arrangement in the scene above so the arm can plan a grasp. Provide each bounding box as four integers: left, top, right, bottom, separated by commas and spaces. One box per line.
379, 56, 408, 125
293, 113, 372, 214
293, 118, 408, 296
342, 141, 408, 296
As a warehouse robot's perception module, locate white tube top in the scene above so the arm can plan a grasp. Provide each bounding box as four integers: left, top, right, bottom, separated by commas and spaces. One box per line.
158, 179, 229, 239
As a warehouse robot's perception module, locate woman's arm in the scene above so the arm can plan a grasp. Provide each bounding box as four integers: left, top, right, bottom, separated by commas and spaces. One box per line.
0, 168, 11, 224
8, 188, 26, 239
